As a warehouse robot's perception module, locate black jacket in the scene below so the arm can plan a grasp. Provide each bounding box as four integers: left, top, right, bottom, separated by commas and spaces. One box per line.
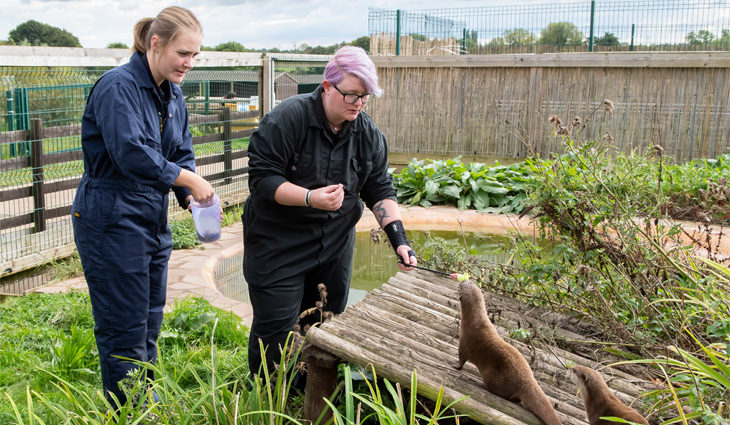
244, 85, 396, 285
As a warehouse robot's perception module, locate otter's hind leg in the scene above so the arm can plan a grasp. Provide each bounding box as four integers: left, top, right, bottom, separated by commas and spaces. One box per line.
453, 342, 467, 369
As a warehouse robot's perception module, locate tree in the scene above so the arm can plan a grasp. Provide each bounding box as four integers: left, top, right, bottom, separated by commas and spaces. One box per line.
594, 32, 620, 46
214, 41, 247, 52
9, 20, 81, 47
503, 28, 536, 46
539, 22, 584, 46
686, 29, 715, 45
349, 36, 370, 52
106, 42, 128, 49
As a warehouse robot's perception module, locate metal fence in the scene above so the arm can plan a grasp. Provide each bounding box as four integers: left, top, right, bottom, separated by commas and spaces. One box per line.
0, 60, 264, 294
369, 1, 730, 55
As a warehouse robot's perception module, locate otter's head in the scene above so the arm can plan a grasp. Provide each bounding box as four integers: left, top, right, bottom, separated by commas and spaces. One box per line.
457, 279, 480, 301
570, 365, 608, 395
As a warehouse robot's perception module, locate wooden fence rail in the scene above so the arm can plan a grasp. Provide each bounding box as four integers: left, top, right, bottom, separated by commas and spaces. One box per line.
1, 108, 254, 277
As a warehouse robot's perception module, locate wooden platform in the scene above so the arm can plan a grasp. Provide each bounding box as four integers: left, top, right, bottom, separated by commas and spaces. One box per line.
304, 270, 652, 425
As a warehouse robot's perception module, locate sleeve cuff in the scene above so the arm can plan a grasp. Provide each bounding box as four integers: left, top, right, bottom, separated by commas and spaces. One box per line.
154, 162, 182, 193
256, 175, 288, 202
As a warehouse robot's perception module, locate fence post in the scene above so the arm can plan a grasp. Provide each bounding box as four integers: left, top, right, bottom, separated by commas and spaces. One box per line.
222, 108, 232, 185
396, 10, 402, 56
588, 0, 595, 52
461, 28, 467, 54
630, 24, 635, 51
29, 118, 46, 233
6, 90, 15, 157
526, 67, 544, 157
262, 56, 274, 115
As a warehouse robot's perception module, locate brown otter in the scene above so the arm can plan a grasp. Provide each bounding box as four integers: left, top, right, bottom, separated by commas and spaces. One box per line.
454, 280, 562, 425
570, 366, 649, 425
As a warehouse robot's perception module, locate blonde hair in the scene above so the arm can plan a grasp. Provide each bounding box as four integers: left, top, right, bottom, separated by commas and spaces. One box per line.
133, 6, 201, 53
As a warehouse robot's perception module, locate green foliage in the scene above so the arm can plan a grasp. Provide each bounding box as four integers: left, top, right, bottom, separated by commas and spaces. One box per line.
160, 297, 248, 349
350, 36, 370, 52
392, 157, 534, 214
214, 41, 248, 52
9, 20, 81, 47
51, 325, 98, 379
539, 22, 584, 46
616, 330, 730, 424
0, 293, 258, 423
594, 32, 620, 46
686, 29, 715, 45
503, 28, 536, 46
106, 42, 128, 49
169, 217, 200, 250
326, 365, 465, 425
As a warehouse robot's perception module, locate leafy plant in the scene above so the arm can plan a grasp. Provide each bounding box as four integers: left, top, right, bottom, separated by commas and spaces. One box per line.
325, 365, 465, 425
169, 217, 200, 250
51, 325, 98, 379
392, 157, 534, 213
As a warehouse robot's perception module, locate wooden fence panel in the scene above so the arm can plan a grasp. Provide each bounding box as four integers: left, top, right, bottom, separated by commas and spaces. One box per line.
368, 53, 730, 161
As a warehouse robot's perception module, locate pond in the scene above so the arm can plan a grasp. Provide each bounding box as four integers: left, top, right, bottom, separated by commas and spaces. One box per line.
215, 230, 524, 306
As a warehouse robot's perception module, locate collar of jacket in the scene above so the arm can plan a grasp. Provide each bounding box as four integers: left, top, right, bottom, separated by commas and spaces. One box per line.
129, 51, 174, 101
309, 84, 361, 134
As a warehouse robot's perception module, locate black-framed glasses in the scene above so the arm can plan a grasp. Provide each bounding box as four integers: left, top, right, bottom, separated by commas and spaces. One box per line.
333, 84, 370, 105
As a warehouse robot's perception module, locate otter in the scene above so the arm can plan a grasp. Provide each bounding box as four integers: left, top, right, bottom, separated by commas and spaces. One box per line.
454, 280, 562, 425
570, 366, 649, 425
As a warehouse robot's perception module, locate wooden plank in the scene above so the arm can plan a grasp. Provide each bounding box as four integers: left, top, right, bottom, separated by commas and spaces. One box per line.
43, 150, 83, 165
230, 129, 254, 139
230, 110, 259, 120
42, 123, 82, 139
192, 133, 223, 145
0, 177, 80, 202
0, 156, 30, 171
204, 167, 247, 183
0, 129, 28, 145
371, 52, 730, 69
325, 315, 587, 423
0, 46, 262, 67
189, 113, 222, 125
307, 326, 544, 425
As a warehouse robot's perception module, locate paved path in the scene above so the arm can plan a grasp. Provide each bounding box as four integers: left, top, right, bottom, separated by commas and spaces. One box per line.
33, 206, 537, 328
35, 222, 253, 324
39, 205, 726, 329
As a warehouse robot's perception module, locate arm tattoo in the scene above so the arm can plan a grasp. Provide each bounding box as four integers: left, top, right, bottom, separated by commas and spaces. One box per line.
373, 200, 389, 226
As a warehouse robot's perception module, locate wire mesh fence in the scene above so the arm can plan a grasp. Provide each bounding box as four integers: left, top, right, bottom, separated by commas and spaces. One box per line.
369, 0, 730, 55
0, 65, 260, 294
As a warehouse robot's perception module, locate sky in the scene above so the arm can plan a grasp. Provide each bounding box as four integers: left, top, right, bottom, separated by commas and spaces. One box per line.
0, 0, 519, 50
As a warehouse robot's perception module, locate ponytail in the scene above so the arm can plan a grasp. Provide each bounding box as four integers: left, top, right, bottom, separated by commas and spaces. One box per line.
131, 7, 201, 54
133, 17, 154, 53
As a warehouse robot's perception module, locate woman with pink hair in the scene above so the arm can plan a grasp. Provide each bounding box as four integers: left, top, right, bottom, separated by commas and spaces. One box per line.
243, 46, 416, 378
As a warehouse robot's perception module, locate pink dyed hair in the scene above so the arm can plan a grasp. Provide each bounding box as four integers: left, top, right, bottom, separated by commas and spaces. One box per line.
323, 46, 382, 97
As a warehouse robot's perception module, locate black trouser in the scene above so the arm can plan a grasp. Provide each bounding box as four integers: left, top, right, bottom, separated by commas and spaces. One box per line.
247, 237, 354, 376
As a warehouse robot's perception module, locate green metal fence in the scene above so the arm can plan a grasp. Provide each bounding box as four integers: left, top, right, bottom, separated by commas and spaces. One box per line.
369, 0, 730, 55
0, 65, 260, 294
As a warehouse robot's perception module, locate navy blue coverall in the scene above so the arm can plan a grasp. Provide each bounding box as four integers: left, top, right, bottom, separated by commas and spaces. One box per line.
243, 85, 396, 375
72, 51, 195, 405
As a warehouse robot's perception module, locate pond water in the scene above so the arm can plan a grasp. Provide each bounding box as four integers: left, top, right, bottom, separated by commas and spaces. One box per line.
215, 230, 521, 306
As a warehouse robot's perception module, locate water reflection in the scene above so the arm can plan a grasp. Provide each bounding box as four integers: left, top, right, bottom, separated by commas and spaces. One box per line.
216, 230, 519, 306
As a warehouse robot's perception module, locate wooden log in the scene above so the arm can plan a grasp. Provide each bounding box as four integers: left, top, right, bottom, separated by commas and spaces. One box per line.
328, 312, 587, 422
303, 345, 339, 425
306, 326, 550, 425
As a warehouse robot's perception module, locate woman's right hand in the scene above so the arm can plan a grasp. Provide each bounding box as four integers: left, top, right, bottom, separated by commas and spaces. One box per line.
176, 169, 214, 204
310, 184, 344, 211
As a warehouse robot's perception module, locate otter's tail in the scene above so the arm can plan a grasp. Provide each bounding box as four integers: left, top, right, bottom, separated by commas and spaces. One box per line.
521, 385, 562, 425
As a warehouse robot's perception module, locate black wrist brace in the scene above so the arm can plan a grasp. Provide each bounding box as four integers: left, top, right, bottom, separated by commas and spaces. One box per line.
383, 220, 409, 253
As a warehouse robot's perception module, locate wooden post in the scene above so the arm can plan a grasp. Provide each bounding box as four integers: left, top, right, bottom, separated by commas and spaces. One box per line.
222, 108, 232, 185
525, 67, 544, 157
262, 56, 274, 115
29, 118, 46, 232
303, 345, 339, 425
